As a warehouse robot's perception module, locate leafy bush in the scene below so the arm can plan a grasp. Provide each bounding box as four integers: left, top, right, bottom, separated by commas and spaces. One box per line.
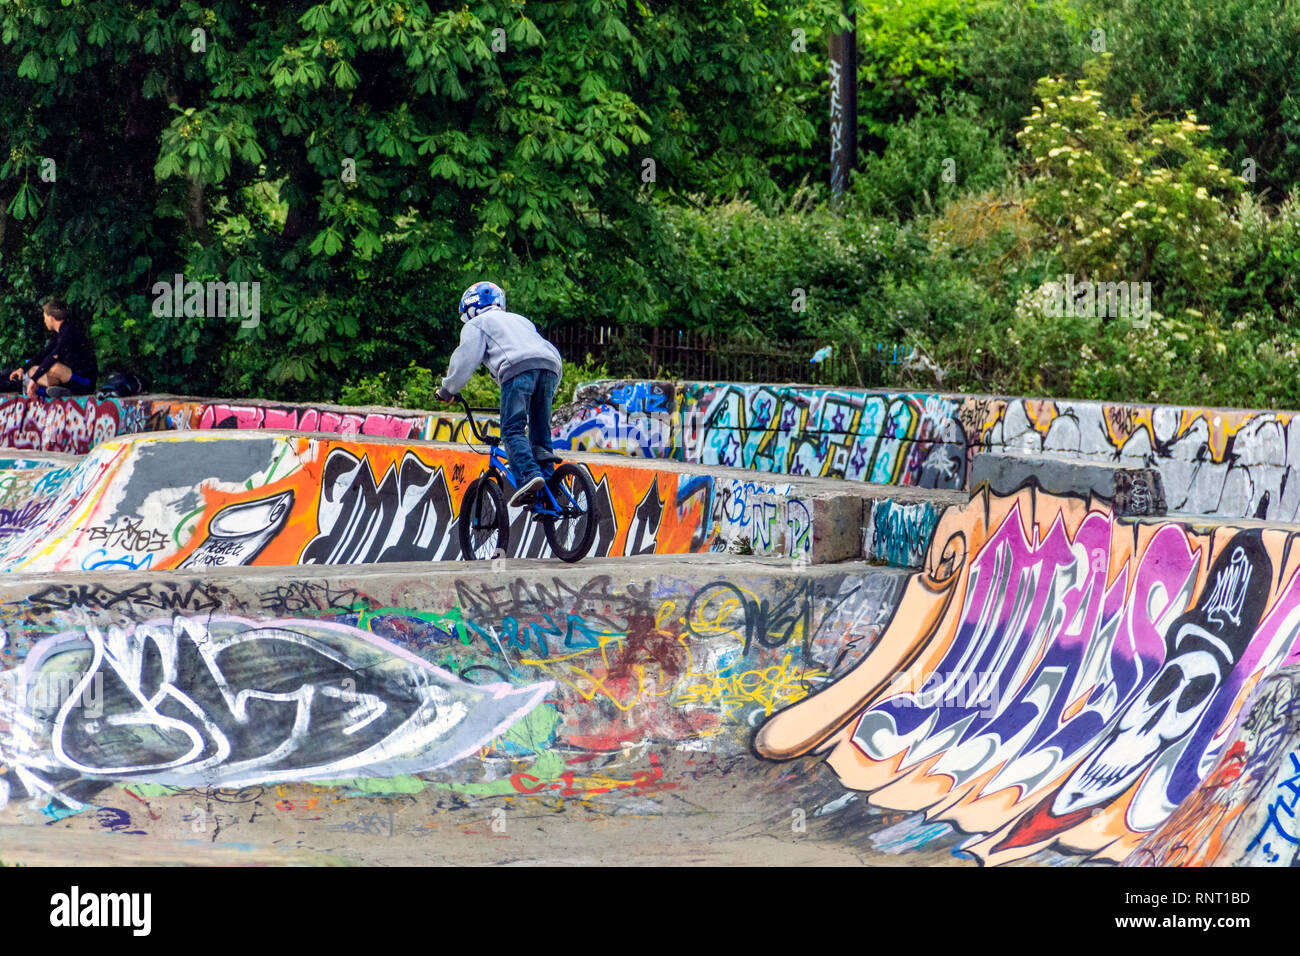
852, 93, 1011, 219
1223, 194, 1300, 323
1017, 56, 1244, 303
996, 280, 1300, 409
654, 193, 927, 337
337, 362, 443, 411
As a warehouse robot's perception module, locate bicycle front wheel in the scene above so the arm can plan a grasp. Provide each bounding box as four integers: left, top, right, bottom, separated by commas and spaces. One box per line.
540, 463, 598, 563
458, 477, 510, 560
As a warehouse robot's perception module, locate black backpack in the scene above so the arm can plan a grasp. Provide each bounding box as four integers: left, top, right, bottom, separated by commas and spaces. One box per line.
97, 370, 147, 399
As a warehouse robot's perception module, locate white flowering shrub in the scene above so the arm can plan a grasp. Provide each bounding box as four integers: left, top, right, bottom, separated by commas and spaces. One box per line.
1017, 55, 1244, 298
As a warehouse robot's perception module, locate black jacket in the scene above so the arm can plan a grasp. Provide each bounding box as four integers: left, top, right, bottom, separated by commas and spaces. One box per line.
30, 319, 98, 383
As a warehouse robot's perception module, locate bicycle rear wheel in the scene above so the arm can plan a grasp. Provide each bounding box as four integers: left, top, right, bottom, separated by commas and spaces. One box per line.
540, 463, 598, 563
458, 477, 510, 560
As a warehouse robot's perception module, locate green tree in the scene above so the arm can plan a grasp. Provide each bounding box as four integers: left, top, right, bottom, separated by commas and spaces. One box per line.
0, 0, 850, 398
1093, 0, 1300, 200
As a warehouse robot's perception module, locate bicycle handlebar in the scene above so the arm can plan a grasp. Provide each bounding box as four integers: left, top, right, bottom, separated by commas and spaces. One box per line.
456, 396, 498, 445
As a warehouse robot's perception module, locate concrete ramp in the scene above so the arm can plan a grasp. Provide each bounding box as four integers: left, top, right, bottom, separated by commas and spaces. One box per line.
0, 557, 921, 865
1, 430, 1299, 865
0, 432, 748, 572
754, 482, 1300, 865
0, 431, 963, 573
1124, 665, 1300, 867
2, 482, 1300, 866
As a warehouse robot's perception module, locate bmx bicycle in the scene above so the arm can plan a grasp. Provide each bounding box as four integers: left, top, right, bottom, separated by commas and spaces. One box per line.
454, 396, 598, 563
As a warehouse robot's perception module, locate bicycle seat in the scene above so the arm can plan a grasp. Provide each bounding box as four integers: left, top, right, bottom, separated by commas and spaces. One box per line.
533, 448, 562, 464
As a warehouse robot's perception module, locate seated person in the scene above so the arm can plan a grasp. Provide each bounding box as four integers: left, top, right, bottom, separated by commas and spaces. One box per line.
3, 299, 98, 398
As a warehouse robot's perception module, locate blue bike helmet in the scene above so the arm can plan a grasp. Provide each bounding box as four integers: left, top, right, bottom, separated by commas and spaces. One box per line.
459, 281, 506, 321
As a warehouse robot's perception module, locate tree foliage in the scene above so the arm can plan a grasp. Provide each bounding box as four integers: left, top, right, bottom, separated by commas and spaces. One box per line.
0, 0, 847, 398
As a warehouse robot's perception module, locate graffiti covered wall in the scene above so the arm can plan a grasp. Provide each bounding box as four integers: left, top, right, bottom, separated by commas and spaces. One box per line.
0, 394, 497, 454
556, 381, 968, 488
756, 483, 1300, 864
0, 433, 829, 574
153, 399, 499, 444
165, 439, 713, 567
1125, 665, 1300, 867
0, 395, 150, 454
7, 385, 1300, 524
2, 479, 1297, 865
553, 380, 1300, 521
0, 565, 907, 817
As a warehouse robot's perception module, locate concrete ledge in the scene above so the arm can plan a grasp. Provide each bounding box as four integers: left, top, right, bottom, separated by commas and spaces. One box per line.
808, 495, 866, 564
970, 452, 1167, 516
864, 498, 945, 568
0, 428, 967, 572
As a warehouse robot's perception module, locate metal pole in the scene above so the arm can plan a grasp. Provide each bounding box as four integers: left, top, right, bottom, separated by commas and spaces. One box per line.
829, 8, 858, 199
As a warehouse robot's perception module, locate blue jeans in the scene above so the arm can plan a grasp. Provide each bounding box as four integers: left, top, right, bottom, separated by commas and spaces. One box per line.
500, 369, 559, 487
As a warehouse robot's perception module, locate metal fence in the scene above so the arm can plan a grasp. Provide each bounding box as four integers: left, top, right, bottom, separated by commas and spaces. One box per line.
548, 324, 884, 386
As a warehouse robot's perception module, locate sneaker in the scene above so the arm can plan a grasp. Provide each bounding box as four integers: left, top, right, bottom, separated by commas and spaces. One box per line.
45, 386, 70, 399
508, 475, 546, 508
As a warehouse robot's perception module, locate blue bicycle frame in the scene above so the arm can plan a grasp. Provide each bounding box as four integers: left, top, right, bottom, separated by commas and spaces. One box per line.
485, 442, 568, 516
460, 398, 578, 519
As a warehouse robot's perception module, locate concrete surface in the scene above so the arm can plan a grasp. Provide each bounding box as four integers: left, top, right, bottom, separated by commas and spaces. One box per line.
1125, 664, 1300, 867
970, 452, 1167, 515
3, 385, 1300, 869
1, 523, 1296, 867
0, 557, 939, 866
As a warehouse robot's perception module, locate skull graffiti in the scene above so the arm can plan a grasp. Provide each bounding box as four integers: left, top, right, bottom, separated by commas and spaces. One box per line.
1051, 535, 1267, 817
1053, 640, 1223, 814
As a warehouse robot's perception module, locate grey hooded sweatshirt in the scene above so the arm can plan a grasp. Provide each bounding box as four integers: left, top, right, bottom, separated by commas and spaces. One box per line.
440, 307, 563, 396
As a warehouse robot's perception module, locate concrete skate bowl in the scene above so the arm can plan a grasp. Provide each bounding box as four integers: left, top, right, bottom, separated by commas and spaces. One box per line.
753, 483, 1300, 866
0, 461, 1297, 864
0, 558, 918, 865
0, 390, 1296, 865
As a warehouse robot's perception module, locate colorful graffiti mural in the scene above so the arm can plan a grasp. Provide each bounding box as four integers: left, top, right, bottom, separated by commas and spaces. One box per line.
865, 499, 942, 569
3, 616, 549, 807
141, 387, 1300, 525
1124, 665, 1300, 867
2, 480, 1296, 865
0, 395, 148, 454
556, 381, 968, 488
7, 385, 1300, 526
165, 441, 709, 567
0, 432, 828, 574
0, 445, 123, 572
153, 399, 497, 444
0, 567, 907, 818
972, 397, 1300, 522
552, 380, 1300, 521
756, 483, 1300, 864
